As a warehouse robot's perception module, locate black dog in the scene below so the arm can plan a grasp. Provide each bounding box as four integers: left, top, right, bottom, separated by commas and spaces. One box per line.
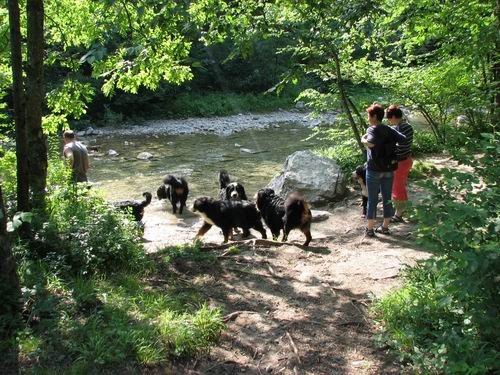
218, 170, 247, 201
256, 188, 312, 246
114, 192, 152, 221
157, 175, 189, 214
192, 197, 267, 243
353, 164, 368, 218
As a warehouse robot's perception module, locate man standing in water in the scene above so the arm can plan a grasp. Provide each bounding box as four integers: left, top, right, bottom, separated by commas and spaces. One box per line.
62, 130, 90, 182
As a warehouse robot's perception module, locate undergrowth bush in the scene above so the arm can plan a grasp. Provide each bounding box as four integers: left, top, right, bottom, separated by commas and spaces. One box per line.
409, 159, 440, 180
374, 133, 500, 374
166, 91, 293, 118
412, 131, 444, 155
15, 159, 146, 276
14, 250, 224, 371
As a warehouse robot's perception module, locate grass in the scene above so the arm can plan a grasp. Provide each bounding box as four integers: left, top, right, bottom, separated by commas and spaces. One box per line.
12, 243, 225, 373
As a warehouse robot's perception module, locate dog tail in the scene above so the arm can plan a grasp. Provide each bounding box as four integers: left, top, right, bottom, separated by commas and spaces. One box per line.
285, 193, 312, 224
219, 170, 230, 189
141, 192, 152, 208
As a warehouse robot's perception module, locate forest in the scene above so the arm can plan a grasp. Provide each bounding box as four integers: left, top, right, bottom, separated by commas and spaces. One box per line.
0, 0, 498, 374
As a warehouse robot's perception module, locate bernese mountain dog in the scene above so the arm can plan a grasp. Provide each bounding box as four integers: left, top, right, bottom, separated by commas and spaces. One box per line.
114, 192, 152, 221
353, 164, 368, 218
218, 170, 247, 200
157, 175, 189, 214
192, 197, 267, 243
256, 188, 312, 246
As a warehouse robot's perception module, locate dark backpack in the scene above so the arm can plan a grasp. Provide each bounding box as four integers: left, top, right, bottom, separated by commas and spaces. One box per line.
370, 125, 398, 172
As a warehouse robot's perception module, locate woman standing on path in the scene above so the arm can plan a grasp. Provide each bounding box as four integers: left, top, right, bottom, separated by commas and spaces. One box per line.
361, 104, 406, 237
386, 105, 414, 223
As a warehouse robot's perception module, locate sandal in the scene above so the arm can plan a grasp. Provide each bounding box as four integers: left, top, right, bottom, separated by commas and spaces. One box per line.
390, 215, 404, 223
375, 225, 391, 235
365, 227, 376, 237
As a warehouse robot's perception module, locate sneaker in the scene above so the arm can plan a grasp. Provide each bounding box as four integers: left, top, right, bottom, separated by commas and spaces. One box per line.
375, 225, 391, 235
365, 227, 376, 237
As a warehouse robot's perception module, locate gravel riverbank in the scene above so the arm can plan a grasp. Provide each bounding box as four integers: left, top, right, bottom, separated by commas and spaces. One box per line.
96, 110, 338, 136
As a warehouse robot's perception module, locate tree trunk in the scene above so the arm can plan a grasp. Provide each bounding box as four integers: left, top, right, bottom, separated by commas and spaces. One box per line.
8, 0, 30, 214
26, 0, 47, 207
494, 0, 500, 126
347, 96, 367, 136
332, 51, 363, 151
0, 185, 21, 373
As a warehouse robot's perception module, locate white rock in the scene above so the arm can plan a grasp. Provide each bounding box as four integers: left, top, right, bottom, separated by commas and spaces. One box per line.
311, 210, 331, 222
235, 143, 242, 147
267, 150, 346, 205
136, 152, 153, 160
295, 101, 305, 109
107, 149, 119, 157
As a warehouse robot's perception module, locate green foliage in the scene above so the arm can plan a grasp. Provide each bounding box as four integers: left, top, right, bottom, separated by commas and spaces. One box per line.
44, 79, 95, 134
13, 259, 224, 371
157, 241, 216, 265
375, 134, 500, 373
412, 131, 444, 155
313, 128, 364, 172
0, 149, 17, 212
5, 157, 146, 276
409, 160, 440, 180
168, 91, 293, 118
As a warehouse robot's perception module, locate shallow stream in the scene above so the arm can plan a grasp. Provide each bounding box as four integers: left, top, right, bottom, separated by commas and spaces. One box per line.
88, 123, 324, 201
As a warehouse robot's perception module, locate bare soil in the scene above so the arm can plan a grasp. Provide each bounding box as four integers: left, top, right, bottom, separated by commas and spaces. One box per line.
141, 181, 433, 375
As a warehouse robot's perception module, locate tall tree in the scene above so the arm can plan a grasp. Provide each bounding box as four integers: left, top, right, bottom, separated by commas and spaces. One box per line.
189, 0, 378, 151
0, 184, 21, 373
26, 0, 47, 206
7, 0, 29, 213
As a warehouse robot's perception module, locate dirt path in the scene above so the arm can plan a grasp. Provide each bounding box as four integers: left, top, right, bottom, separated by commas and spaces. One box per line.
140, 182, 432, 374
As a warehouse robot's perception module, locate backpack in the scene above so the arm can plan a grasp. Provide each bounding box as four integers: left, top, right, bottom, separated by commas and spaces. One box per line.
369, 125, 398, 172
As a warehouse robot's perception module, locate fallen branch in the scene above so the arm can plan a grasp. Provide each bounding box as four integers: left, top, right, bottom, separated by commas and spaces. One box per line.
286, 331, 302, 365
201, 238, 309, 251
335, 320, 364, 326
223, 310, 259, 322
225, 266, 288, 281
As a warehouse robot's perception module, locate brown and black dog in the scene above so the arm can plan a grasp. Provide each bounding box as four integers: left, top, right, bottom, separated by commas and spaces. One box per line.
256, 188, 312, 246
192, 197, 267, 243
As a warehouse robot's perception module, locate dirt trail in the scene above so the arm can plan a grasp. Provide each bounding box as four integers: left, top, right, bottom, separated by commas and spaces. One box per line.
140, 181, 432, 375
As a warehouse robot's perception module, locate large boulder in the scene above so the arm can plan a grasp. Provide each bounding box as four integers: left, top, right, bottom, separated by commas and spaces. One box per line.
267, 150, 346, 205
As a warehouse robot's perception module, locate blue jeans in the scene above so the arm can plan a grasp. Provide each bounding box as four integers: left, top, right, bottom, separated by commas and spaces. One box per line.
366, 169, 394, 220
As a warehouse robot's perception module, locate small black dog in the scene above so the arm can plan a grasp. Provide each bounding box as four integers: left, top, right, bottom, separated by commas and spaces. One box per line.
192, 197, 267, 243
353, 164, 368, 218
114, 192, 152, 221
256, 188, 312, 246
218, 170, 247, 201
157, 175, 189, 214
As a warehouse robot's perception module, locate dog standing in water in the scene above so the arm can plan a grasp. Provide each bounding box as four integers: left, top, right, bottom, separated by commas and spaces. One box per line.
157, 175, 189, 214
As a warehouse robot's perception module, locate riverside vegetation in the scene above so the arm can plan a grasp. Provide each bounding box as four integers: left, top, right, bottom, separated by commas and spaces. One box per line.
1, 0, 498, 373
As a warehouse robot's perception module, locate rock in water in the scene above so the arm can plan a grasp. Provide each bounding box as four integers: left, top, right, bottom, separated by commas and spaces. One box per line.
137, 152, 153, 160
267, 150, 346, 206
107, 149, 119, 157
240, 148, 267, 154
